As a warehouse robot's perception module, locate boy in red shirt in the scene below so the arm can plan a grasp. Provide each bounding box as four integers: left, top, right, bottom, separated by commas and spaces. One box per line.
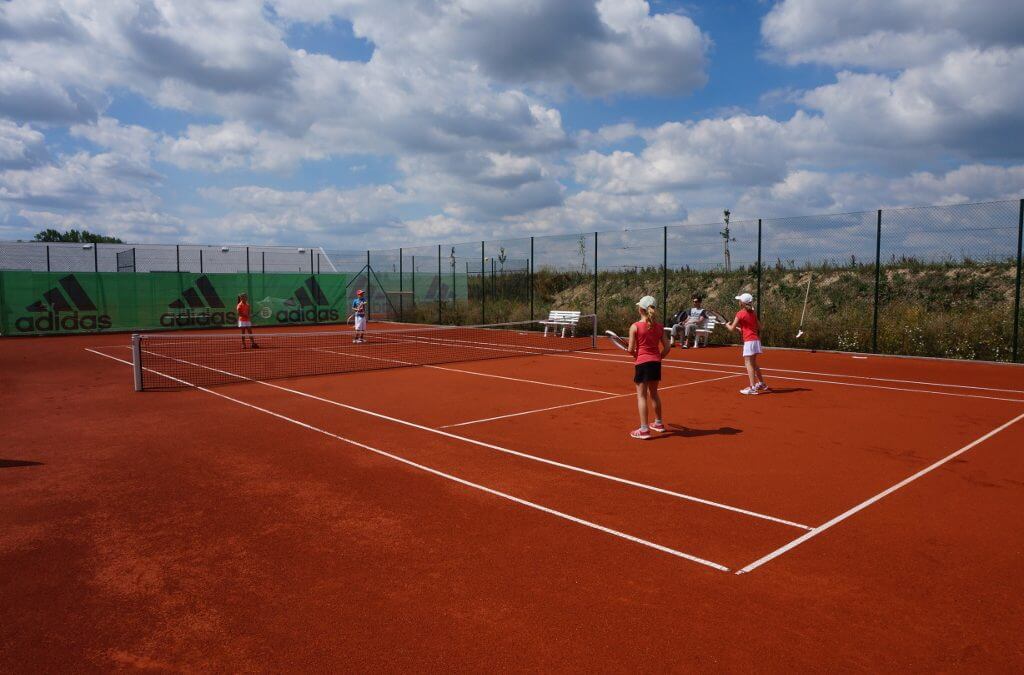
725, 292, 767, 394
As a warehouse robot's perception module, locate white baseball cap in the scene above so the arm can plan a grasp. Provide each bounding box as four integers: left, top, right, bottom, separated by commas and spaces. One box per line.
735, 292, 754, 304
636, 295, 657, 310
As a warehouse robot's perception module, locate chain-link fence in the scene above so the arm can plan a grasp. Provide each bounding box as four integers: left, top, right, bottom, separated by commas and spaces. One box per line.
3, 199, 1022, 361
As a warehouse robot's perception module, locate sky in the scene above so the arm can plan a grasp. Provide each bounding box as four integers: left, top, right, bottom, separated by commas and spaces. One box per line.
1, 0, 1023, 250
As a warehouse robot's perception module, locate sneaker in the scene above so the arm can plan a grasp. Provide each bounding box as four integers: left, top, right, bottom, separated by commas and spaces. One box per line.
754, 382, 768, 392
630, 428, 652, 440
650, 421, 667, 433
740, 387, 760, 395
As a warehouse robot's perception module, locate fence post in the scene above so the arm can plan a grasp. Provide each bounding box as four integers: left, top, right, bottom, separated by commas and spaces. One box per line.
530, 236, 534, 321
262, 251, 265, 274
412, 256, 416, 307
176, 245, 180, 272
593, 232, 598, 319
199, 248, 204, 274
366, 250, 371, 316
399, 247, 404, 322
437, 244, 442, 324
94, 243, 98, 272
756, 219, 762, 316
246, 246, 250, 275
46, 245, 50, 272
872, 209, 882, 353
481, 241, 485, 324
662, 226, 668, 325
1012, 198, 1023, 362
310, 249, 314, 275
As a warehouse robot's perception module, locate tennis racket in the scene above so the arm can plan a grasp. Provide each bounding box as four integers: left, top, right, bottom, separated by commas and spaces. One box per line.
605, 330, 629, 352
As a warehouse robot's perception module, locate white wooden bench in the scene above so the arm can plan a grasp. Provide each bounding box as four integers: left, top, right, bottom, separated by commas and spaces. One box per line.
540, 310, 581, 337
665, 315, 717, 347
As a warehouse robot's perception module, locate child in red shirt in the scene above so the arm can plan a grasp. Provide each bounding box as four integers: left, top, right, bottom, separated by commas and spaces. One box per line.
725, 292, 767, 395
627, 295, 672, 439
237, 293, 258, 349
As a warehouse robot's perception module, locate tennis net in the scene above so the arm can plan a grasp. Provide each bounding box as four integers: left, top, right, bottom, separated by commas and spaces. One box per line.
131, 317, 597, 390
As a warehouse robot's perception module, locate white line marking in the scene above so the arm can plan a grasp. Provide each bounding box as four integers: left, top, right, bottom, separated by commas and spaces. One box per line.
133, 348, 812, 530
316, 346, 617, 395
735, 409, 1024, 575
440, 373, 743, 429
591, 346, 1024, 395
85, 348, 730, 572
553, 353, 1024, 404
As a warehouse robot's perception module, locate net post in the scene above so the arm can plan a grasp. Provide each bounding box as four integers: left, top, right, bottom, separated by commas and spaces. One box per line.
871, 209, 882, 353
1012, 198, 1023, 363
131, 333, 143, 392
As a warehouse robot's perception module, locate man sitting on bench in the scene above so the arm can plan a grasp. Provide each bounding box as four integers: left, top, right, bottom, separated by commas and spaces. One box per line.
671, 294, 708, 349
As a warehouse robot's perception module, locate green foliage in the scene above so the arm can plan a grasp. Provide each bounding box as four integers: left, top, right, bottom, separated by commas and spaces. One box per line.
33, 228, 124, 244
401, 258, 1022, 362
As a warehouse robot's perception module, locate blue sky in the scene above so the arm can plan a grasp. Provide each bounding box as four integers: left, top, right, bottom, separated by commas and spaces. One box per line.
0, 0, 1022, 250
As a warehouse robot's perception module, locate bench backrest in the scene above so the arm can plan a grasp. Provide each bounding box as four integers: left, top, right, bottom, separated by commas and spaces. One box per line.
699, 316, 716, 331
546, 310, 581, 322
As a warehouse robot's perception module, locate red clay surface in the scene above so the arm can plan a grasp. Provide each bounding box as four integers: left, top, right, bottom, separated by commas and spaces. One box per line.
2, 325, 1024, 670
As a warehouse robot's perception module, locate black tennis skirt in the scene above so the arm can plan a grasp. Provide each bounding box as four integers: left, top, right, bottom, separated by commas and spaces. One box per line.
634, 361, 662, 384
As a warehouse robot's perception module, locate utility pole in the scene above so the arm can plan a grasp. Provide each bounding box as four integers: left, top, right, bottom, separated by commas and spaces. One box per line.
721, 209, 735, 273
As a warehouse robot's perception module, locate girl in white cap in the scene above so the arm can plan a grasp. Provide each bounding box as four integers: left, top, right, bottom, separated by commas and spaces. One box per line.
725, 292, 768, 394
627, 295, 672, 439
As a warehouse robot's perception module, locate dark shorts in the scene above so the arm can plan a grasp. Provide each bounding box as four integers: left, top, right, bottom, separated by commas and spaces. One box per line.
634, 361, 662, 384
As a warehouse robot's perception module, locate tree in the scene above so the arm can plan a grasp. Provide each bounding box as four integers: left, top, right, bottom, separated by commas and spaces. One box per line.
33, 228, 124, 244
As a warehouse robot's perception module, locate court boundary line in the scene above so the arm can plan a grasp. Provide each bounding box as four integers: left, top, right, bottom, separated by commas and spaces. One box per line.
440, 373, 743, 429
735, 409, 1024, 574
123, 347, 813, 530
555, 352, 1024, 404
314, 346, 619, 396
84, 348, 730, 572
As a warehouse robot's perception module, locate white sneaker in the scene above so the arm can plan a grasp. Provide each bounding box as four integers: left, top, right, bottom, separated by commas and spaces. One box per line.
740, 387, 760, 395
754, 382, 769, 392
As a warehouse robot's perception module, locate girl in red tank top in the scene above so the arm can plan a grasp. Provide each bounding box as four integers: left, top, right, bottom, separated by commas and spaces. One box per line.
627, 296, 671, 440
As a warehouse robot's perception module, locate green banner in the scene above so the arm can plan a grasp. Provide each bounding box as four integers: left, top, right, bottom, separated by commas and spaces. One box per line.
0, 271, 365, 335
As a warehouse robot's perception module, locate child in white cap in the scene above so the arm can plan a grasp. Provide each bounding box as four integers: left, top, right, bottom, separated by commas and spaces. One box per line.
627, 295, 672, 439
724, 292, 768, 394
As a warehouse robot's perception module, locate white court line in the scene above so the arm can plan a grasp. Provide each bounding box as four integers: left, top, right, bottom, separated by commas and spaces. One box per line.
554, 352, 1024, 404
315, 346, 618, 396
132, 347, 812, 530
440, 373, 743, 429
736, 409, 1024, 575
590, 341, 1024, 395
85, 348, 729, 572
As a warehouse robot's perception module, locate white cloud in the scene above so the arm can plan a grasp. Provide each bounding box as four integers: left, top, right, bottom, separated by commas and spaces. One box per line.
0, 120, 48, 169
763, 0, 1024, 68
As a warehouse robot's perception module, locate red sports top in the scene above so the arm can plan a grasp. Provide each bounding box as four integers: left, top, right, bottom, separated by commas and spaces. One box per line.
237, 301, 251, 321
632, 320, 664, 364
735, 308, 760, 342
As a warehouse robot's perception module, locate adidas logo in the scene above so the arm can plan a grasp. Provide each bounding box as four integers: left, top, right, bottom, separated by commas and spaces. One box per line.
160, 275, 236, 327
279, 277, 338, 323
16, 274, 112, 332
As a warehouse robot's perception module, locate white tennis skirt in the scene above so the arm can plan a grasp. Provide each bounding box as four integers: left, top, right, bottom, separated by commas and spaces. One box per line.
238, 320, 252, 328
742, 339, 762, 356
354, 315, 367, 331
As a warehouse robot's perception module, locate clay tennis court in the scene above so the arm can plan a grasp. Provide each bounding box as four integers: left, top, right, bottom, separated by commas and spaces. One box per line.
3, 324, 1023, 670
